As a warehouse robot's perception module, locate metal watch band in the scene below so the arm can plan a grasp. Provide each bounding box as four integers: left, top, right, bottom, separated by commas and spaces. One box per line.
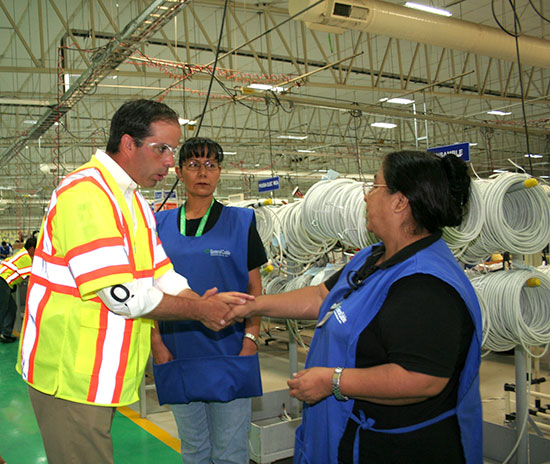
331, 367, 349, 401
244, 332, 260, 347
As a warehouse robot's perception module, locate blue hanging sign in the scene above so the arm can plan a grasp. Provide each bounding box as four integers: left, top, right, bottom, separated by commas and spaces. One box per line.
258, 176, 280, 192
427, 142, 470, 161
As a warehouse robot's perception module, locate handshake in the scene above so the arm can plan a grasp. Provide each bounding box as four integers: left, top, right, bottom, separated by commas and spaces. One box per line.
197, 288, 259, 331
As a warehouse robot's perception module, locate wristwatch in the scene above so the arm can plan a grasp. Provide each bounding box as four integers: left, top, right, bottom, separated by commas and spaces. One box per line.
331, 367, 349, 401
244, 332, 260, 348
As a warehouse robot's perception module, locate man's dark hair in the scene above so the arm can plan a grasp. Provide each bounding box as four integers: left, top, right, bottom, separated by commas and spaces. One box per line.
106, 99, 179, 154
24, 237, 37, 251
178, 137, 224, 167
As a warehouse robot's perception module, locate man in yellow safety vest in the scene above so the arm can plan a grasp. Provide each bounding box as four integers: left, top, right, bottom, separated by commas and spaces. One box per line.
0, 237, 36, 343
17, 99, 251, 464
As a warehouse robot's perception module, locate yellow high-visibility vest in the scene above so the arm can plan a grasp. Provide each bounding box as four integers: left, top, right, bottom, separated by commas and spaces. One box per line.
0, 248, 32, 289
17, 154, 173, 406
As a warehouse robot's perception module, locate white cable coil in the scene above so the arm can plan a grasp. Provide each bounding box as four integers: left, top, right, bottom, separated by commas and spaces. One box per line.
442, 180, 485, 257
470, 269, 550, 356
459, 173, 550, 265
302, 178, 378, 249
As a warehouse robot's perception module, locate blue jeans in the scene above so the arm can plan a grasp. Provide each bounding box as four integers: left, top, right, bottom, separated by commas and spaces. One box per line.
170, 397, 252, 464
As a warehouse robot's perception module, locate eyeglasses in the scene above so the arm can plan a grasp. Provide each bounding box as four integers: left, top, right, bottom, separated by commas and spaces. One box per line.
362, 182, 388, 196
183, 159, 220, 171
143, 142, 178, 156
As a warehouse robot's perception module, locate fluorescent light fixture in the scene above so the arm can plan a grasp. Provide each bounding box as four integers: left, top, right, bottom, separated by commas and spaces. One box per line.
525, 154, 543, 158
371, 122, 397, 129
540, 175, 549, 179
249, 83, 273, 90
385, 98, 415, 105
179, 118, 197, 125
278, 135, 308, 140
469, 143, 478, 147
249, 83, 284, 93
487, 110, 512, 115
493, 169, 509, 173
405, 2, 452, 17
297, 149, 315, 153
24, 120, 37, 124
224, 151, 237, 155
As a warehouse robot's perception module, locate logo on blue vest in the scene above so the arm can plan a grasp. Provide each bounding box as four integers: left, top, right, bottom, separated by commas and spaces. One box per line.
204, 248, 231, 257
334, 306, 347, 324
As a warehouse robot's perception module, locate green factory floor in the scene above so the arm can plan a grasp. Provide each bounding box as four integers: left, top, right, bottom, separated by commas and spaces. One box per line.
0, 340, 181, 463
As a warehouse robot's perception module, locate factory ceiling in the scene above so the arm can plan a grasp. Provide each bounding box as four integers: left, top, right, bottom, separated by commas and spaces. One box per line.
0, 0, 549, 232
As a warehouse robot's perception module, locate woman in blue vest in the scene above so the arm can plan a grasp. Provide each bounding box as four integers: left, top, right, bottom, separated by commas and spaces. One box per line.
152, 137, 267, 464
227, 150, 483, 464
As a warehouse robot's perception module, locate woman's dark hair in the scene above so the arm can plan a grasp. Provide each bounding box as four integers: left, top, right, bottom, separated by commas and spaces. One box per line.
178, 137, 224, 167
383, 150, 470, 233
106, 99, 179, 154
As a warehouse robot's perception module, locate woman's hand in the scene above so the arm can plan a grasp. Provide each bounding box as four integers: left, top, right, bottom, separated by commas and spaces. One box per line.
287, 367, 333, 405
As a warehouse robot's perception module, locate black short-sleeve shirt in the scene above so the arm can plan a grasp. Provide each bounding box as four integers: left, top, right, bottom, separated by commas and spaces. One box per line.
325, 234, 474, 464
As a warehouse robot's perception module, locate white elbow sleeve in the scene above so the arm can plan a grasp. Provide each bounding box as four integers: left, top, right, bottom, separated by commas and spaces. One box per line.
97, 280, 164, 319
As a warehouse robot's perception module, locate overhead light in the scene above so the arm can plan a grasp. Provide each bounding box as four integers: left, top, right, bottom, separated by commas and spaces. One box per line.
487, 110, 512, 115
380, 97, 415, 105
469, 143, 478, 147
278, 135, 308, 140
247, 83, 284, 93
541, 175, 549, 179
297, 149, 315, 153
404, 2, 452, 17
371, 122, 397, 129
24, 120, 37, 124
525, 153, 543, 158
178, 118, 197, 125
224, 151, 237, 155
494, 169, 509, 173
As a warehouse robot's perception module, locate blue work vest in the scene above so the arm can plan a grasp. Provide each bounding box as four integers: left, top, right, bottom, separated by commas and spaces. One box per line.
294, 239, 483, 464
153, 206, 262, 404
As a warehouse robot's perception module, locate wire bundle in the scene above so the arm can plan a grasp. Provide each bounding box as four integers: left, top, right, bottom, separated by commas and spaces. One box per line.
470, 269, 550, 355
442, 180, 485, 257
272, 201, 336, 272
302, 178, 378, 249
459, 173, 550, 265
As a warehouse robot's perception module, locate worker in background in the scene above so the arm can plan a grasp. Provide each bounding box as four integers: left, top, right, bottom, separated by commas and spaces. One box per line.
16, 99, 252, 464
0, 237, 36, 343
0, 241, 12, 260
226, 150, 483, 464
152, 137, 267, 463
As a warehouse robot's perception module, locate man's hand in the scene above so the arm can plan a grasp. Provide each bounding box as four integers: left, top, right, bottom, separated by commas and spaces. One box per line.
199, 287, 254, 331
287, 367, 333, 405
224, 299, 258, 324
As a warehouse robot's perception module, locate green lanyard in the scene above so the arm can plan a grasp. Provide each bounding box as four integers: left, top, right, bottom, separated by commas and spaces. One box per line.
180, 198, 215, 237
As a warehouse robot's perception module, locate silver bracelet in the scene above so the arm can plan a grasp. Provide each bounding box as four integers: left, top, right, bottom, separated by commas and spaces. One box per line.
244, 332, 260, 348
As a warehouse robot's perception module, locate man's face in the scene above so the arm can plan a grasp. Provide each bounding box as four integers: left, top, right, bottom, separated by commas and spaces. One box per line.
127, 120, 181, 188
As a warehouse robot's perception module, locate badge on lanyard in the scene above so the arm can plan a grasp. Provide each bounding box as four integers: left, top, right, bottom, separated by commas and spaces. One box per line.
317, 301, 342, 328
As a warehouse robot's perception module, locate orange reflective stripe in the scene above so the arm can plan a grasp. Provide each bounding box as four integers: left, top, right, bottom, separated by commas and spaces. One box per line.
30, 275, 80, 297
87, 305, 110, 403
27, 287, 51, 384
112, 318, 134, 404
64, 237, 126, 262
74, 264, 133, 288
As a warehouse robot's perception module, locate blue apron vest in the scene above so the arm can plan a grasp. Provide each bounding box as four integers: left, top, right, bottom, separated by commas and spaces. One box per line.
153, 206, 263, 404
294, 239, 483, 464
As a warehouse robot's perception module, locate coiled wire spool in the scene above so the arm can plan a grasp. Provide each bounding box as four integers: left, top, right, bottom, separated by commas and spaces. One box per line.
460, 173, 550, 265
272, 201, 336, 274
470, 269, 550, 356
228, 199, 277, 250
443, 180, 485, 259
302, 179, 378, 249
263, 273, 290, 295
